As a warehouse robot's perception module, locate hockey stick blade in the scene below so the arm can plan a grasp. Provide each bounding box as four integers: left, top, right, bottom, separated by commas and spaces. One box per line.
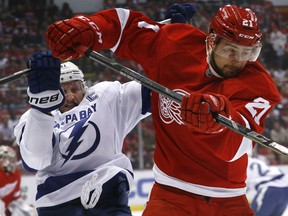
0, 68, 30, 85
85, 49, 288, 158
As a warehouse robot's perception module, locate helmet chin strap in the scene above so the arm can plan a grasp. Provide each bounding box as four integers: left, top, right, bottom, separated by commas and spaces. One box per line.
206, 34, 223, 78
207, 55, 223, 78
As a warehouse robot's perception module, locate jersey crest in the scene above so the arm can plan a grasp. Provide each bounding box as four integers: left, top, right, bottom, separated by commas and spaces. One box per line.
59, 118, 100, 166
158, 89, 188, 125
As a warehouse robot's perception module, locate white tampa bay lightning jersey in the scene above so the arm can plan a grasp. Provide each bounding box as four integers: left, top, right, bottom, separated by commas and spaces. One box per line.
246, 157, 288, 192
14, 80, 151, 208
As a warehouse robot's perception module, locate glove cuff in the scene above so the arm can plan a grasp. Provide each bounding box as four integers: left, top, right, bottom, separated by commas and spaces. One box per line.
74, 15, 98, 30
171, 13, 187, 24
27, 88, 65, 113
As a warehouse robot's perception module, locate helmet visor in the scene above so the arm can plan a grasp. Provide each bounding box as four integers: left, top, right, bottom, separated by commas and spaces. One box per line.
214, 39, 262, 62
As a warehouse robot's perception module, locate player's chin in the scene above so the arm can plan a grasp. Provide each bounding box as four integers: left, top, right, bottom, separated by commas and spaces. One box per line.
59, 104, 76, 113
223, 67, 242, 78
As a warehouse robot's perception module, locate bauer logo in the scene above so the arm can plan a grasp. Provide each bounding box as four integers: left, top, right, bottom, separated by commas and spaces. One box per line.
28, 93, 59, 104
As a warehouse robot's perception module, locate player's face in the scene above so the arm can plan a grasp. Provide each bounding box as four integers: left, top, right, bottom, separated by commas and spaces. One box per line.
0, 156, 16, 173
212, 39, 250, 78
60, 81, 85, 113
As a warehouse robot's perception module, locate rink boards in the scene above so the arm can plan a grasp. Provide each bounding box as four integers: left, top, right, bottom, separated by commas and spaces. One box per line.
21, 166, 288, 212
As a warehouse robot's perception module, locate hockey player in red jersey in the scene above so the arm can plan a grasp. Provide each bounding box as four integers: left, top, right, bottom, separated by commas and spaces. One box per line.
0, 145, 21, 215
45, 4, 281, 216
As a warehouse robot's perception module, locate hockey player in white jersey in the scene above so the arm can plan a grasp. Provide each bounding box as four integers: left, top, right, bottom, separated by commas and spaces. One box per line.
14, 51, 151, 216
247, 157, 288, 216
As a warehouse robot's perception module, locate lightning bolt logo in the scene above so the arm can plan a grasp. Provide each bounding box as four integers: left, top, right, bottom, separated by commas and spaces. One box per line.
60, 118, 100, 166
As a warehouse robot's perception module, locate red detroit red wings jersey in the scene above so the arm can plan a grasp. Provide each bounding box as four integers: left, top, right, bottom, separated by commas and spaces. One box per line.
0, 168, 21, 208
88, 9, 281, 195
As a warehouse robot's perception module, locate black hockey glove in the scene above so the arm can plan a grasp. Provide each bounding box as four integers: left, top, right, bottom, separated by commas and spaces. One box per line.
27, 51, 65, 113
165, 3, 197, 24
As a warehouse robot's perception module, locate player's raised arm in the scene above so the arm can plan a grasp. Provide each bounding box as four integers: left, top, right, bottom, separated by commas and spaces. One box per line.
45, 8, 151, 61
14, 51, 63, 170
45, 4, 199, 62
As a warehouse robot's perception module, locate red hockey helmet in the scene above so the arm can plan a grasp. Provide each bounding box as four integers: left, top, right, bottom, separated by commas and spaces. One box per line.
210, 5, 262, 47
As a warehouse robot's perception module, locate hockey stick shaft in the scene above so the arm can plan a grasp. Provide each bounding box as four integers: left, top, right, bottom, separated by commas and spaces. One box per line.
0, 68, 30, 85
85, 49, 288, 158
86, 51, 181, 102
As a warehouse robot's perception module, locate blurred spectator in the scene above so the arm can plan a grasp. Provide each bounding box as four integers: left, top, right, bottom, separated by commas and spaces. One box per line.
2, 83, 27, 111
0, 51, 8, 71
279, 82, 288, 111
0, 0, 8, 12
270, 121, 288, 163
103, 0, 116, 9
143, 147, 154, 169
273, 66, 287, 80
60, 2, 73, 19
0, 116, 15, 146
46, 0, 59, 20
7, 109, 19, 130
269, 22, 287, 68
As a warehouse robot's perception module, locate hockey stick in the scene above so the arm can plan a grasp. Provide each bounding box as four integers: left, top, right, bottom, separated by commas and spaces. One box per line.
85, 49, 288, 158
0, 68, 30, 85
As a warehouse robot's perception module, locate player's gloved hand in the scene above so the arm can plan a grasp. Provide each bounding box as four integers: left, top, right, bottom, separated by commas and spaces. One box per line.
27, 51, 65, 113
180, 93, 232, 134
165, 3, 197, 24
46, 15, 98, 61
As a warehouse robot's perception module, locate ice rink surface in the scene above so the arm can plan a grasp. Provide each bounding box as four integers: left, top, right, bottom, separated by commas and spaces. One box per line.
132, 211, 142, 216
